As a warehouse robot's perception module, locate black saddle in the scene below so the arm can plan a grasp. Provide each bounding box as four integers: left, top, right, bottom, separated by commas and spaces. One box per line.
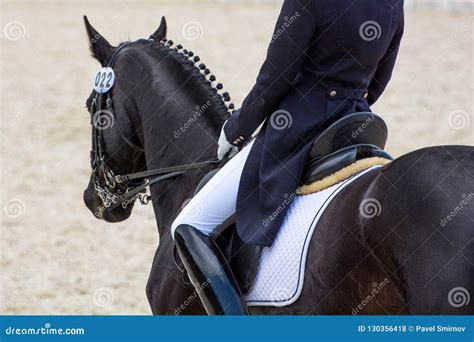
191, 112, 392, 294
302, 112, 392, 185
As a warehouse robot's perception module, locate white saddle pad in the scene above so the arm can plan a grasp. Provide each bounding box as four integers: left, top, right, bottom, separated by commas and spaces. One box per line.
246, 166, 380, 307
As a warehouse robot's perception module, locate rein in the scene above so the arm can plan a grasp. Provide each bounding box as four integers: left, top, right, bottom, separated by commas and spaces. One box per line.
90, 41, 222, 213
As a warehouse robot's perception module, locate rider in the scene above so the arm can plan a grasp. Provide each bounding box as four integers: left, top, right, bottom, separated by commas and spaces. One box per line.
172, 0, 405, 314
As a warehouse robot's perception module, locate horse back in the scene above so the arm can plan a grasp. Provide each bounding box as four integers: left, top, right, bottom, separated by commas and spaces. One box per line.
360, 145, 473, 314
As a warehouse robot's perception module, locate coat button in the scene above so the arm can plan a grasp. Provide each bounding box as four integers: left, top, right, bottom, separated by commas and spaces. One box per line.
329, 90, 337, 97
364, 92, 368, 99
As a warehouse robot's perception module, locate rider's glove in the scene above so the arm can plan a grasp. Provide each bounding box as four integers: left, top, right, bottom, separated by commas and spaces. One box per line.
217, 121, 238, 160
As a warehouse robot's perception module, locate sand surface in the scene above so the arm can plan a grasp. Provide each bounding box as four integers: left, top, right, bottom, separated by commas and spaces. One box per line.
1, 2, 472, 314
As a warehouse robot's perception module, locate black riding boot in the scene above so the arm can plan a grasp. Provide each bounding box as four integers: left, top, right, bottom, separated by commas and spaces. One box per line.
174, 224, 249, 315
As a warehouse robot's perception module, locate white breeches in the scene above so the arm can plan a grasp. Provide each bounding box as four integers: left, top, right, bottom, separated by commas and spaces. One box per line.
171, 140, 255, 238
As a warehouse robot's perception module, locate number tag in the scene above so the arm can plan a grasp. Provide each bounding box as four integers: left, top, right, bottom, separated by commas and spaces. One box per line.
92, 67, 115, 93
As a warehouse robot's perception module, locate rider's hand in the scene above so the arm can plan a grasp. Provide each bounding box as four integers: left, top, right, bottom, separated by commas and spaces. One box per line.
217, 122, 238, 160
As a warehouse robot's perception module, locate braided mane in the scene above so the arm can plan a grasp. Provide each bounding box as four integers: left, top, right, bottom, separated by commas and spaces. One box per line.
156, 38, 234, 122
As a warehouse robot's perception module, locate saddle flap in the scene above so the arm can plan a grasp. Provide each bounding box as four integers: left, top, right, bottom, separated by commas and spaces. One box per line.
302, 148, 358, 185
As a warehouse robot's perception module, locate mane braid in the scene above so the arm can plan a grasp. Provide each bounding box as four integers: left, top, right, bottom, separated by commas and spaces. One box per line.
158, 38, 234, 120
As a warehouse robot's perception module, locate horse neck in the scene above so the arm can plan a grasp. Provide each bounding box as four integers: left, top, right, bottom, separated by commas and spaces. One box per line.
136, 43, 229, 237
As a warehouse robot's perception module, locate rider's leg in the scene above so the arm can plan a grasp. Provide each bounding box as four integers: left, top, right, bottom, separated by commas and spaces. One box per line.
171, 140, 255, 315
174, 224, 248, 315
171, 139, 255, 237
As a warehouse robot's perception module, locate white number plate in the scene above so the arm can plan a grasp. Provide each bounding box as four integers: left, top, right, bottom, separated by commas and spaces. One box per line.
92, 67, 115, 93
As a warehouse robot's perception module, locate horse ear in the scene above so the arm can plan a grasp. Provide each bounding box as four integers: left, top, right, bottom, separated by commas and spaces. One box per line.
83, 15, 114, 66
150, 16, 167, 42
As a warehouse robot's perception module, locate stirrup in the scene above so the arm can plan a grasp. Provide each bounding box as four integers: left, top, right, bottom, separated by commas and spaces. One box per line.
174, 224, 249, 315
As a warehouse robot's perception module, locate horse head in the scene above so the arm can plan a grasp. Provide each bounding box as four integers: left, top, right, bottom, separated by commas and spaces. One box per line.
82, 16, 167, 222
82, 16, 229, 227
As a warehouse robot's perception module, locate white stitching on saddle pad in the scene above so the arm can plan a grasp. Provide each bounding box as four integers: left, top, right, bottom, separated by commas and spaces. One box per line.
246, 166, 381, 307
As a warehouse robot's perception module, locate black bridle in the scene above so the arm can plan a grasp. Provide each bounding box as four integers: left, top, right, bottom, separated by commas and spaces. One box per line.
89, 41, 220, 216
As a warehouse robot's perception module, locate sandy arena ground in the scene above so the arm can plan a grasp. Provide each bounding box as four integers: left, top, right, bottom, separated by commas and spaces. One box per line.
1, 1, 473, 314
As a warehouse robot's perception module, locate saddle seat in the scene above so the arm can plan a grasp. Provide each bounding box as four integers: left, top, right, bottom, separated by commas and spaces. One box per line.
300, 112, 392, 188
191, 112, 393, 295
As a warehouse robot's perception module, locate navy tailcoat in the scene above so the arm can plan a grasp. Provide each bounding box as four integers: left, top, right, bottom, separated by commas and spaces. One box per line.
224, 0, 405, 247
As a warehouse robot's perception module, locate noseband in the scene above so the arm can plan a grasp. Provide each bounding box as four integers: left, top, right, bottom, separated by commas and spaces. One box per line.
89, 41, 221, 216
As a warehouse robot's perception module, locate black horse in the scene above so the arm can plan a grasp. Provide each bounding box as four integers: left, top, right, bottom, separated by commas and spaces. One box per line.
82, 17, 473, 315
